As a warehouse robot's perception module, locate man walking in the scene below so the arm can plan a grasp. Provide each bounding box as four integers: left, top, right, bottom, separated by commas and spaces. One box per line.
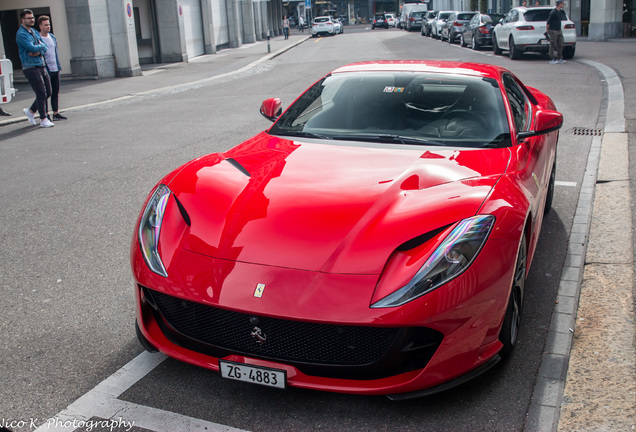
38, 15, 66, 121
546, 0, 566, 64
16, 9, 54, 127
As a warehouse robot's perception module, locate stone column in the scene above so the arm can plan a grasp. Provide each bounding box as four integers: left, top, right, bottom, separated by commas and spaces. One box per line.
588, 0, 623, 40
154, 0, 188, 62
241, 0, 257, 43
65, 0, 116, 78
201, 0, 218, 53
252, 0, 263, 41
108, 0, 141, 77
226, 0, 242, 48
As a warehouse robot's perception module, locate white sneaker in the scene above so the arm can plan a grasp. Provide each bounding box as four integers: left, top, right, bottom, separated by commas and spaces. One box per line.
559, 59, 567, 63
40, 118, 55, 128
23, 108, 37, 125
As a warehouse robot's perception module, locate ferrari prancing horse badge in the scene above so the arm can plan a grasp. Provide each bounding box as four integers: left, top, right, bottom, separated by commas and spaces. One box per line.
254, 283, 265, 298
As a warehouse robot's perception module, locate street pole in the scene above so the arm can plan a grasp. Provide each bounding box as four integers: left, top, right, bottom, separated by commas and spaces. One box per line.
267, 29, 271, 53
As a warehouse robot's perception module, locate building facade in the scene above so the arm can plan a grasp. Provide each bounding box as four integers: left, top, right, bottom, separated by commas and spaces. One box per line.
0, 0, 285, 78
0, 0, 632, 80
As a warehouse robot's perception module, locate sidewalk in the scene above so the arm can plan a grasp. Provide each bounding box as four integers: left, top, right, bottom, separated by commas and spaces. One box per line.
1, 35, 634, 431
0, 33, 310, 127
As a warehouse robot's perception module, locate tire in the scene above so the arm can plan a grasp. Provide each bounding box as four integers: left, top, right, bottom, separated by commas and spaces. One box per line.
544, 162, 556, 214
460, 33, 467, 47
509, 36, 522, 60
493, 35, 502, 55
499, 234, 527, 359
563, 45, 575, 59
472, 33, 481, 50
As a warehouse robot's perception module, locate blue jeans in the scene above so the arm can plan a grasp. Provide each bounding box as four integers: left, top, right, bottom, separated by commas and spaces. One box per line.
283, 27, 289, 39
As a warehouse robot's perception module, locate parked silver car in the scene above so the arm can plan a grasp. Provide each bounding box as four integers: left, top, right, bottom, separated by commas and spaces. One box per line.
431, 11, 455, 39
421, 10, 438, 36
441, 11, 477, 43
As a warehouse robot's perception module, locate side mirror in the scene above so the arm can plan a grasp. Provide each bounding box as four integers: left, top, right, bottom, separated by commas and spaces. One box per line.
260, 98, 282, 122
517, 110, 563, 140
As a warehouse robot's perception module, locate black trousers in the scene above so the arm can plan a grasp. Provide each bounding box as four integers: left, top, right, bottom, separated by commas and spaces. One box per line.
24, 66, 51, 120
49, 70, 60, 113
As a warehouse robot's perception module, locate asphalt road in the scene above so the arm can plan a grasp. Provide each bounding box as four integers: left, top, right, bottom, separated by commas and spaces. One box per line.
0, 28, 602, 432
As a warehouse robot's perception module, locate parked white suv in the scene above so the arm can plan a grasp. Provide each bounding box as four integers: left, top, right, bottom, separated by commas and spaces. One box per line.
492, 6, 576, 59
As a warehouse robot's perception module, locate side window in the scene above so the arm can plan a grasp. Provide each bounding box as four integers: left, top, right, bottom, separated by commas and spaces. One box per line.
504, 11, 513, 23
503, 74, 532, 132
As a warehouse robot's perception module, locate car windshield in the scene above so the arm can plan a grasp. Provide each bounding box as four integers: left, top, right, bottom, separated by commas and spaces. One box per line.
524, 8, 565, 21
484, 14, 505, 23
412, 12, 425, 18
315, 17, 331, 23
375, 14, 385, 19
269, 71, 511, 148
457, 13, 476, 20
439, 12, 452, 20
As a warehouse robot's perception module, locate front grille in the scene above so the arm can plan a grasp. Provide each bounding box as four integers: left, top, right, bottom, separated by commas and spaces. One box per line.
143, 287, 443, 380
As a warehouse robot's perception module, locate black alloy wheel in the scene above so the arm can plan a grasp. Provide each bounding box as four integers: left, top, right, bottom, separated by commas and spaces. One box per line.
499, 234, 526, 358
544, 162, 556, 214
509, 36, 522, 59
472, 33, 481, 50
493, 35, 502, 55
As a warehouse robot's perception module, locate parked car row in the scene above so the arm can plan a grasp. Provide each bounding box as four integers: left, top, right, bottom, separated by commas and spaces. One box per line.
420, 7, 577, 60
310, 16, 344, 37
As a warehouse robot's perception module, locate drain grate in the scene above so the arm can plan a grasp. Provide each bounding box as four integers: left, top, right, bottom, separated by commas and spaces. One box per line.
572, 127, 603, 136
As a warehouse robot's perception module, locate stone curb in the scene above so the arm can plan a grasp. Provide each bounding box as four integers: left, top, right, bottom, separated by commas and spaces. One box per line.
524, 59, 628, 431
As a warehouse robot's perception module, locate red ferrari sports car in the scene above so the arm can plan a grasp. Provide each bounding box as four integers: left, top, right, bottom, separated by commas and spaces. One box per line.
131, 61, 562, 399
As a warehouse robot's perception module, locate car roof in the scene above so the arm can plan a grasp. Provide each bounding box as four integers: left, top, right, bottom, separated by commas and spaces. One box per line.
513, 6, 553, 11
331, 61, 506, 79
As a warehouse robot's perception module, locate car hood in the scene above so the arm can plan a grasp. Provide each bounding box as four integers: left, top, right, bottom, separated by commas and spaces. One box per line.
167, 132, 509, 275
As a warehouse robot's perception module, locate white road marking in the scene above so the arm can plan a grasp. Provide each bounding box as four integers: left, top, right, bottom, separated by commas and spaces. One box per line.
34, 351, 249, 432
556, 181, 577, 187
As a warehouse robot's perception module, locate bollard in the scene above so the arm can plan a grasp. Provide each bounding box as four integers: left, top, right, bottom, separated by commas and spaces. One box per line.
0, 56, 16, 116
267, 29, 271, 53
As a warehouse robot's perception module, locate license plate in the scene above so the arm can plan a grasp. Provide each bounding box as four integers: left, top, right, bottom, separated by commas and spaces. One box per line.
541, 39, 550, 45
219, 360, 286, 389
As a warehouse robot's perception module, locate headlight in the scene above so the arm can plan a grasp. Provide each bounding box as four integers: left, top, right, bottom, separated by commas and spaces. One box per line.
138, 184, 171, 277
371, 215, 495, 308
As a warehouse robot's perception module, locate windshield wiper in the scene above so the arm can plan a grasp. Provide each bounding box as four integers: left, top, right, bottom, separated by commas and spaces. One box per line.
332, 134, 445, 146
273, 131, 333, 140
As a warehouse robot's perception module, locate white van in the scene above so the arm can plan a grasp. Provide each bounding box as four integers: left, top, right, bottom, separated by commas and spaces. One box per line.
399, 3, 429, 29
